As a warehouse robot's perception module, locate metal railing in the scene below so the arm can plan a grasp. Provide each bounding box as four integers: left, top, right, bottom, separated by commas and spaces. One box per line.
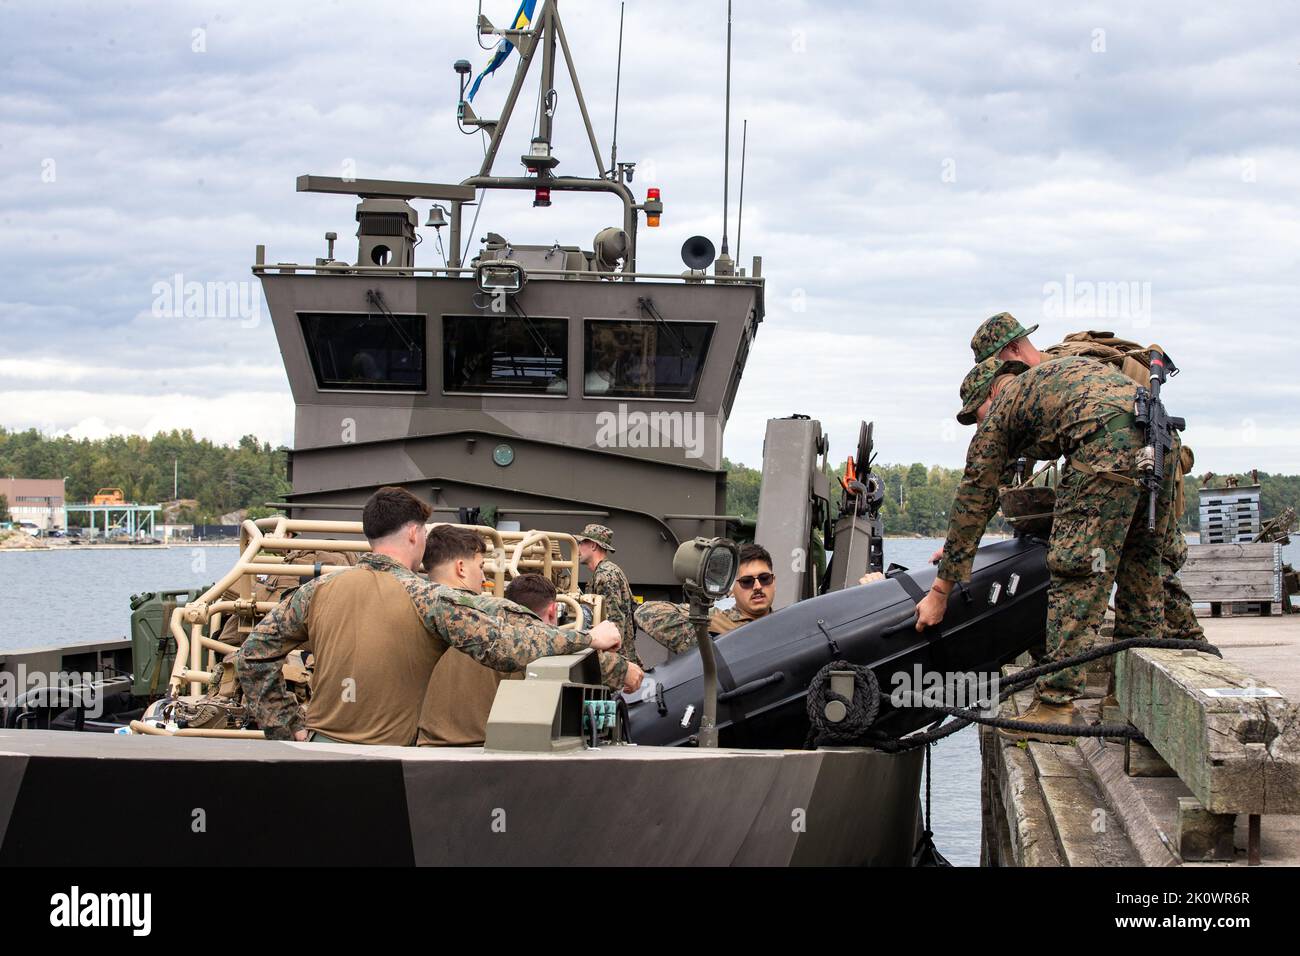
162, 516, 593, 698
251, 257, 763, 286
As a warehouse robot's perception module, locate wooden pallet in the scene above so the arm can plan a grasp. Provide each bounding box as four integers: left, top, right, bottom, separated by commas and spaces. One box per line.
1181, 542, 1283, 618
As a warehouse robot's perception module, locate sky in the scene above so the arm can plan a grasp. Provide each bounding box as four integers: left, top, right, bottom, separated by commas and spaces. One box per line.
2, 0, 1299, 472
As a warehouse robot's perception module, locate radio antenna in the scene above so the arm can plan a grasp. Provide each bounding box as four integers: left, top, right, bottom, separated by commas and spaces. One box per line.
719, 0, 733, 259
609, 2, 625, 179
736, 118, 747, 263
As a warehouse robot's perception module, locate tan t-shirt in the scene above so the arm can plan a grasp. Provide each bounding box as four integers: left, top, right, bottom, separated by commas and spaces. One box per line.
417, 649, 523, 746
306, 563, 444, 745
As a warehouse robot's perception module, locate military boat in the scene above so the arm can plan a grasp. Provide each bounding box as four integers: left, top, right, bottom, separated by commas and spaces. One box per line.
0, 1, 1052, 866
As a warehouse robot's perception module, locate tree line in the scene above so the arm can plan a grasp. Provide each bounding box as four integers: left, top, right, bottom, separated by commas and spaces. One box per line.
724, 458, 996, 536
724, 457, 1299, 537
0, 427, 290, 526
2, 425, 1292, 535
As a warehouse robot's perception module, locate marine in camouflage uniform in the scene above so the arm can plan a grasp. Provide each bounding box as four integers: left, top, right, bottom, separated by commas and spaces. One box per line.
633, 603, 765, 655
575, 523, 642, 668
236, 552, 597, 740
970, 313, 1202, 642
435, 582, 632, 691
939, 355, 1177, 705
590, 559, 640, 663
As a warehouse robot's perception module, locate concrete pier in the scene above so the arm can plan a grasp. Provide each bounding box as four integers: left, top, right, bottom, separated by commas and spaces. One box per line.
981, 615, 1300, 867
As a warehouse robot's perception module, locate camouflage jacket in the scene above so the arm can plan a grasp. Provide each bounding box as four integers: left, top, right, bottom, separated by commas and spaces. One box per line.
440, 584, 632, 693
937, 356, 1138, 584
236, 552, 595, 740
634, 602, 768, 655
587, 558, 641, 666
1003, 333, 1191, 489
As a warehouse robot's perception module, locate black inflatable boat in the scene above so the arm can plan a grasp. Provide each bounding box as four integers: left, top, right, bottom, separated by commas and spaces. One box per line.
625, 536, 1050, 748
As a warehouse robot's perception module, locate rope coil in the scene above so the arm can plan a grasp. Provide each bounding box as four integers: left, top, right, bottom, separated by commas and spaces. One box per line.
804, 660, 880, 747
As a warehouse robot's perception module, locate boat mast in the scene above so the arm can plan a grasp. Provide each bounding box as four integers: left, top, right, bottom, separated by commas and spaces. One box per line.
715, 0, 734, 275
609, 2, 625, 180
449, 0, 638, 269
736, 118, 747, 265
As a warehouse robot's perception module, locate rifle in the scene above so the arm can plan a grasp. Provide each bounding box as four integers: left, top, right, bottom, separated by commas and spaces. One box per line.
1132, 349, 1186, 532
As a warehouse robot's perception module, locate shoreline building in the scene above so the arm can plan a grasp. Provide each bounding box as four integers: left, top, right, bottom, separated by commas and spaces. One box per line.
0, 478, 67, 531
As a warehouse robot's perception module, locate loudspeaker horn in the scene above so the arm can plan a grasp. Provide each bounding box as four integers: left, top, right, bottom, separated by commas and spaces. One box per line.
681, 235, 716, 271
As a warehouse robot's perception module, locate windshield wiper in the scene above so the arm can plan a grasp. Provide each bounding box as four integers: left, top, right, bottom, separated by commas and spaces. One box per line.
365, 289, 419, 354
637, 297, 689, 356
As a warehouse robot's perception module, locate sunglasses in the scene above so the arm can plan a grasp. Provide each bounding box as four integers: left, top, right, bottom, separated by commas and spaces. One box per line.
735, 572, 775, 590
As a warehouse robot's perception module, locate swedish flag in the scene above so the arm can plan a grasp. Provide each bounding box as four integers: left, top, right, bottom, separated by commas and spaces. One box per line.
467, 0, 538, 102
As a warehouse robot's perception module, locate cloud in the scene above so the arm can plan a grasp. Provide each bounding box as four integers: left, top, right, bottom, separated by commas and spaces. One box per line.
2, 0, 1299, 478
0, 388, 294, 448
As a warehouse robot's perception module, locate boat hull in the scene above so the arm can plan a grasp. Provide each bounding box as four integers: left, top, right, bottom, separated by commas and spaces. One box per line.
0, 730, 921, 866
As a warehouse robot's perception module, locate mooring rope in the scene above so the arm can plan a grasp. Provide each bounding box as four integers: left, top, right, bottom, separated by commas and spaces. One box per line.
804, 637, 1219, 753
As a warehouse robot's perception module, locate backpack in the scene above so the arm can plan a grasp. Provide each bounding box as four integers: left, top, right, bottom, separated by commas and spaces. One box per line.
1044, 330, 1161, 387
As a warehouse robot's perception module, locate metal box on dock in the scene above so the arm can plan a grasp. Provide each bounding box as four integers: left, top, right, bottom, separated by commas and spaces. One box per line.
1198, 484, 1261, 545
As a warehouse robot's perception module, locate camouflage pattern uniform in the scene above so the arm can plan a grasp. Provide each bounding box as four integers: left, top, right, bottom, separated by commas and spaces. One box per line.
634, 602, 767, 655
436, 584, 631, 694
1041, 336, 1202, 642
589, 557, 642, 667
970, 315, 1203, 642
1157, 486, 1203, 641
237, 552, 596, 739
969, 312, 1039, 362
939, 355, 1177, 704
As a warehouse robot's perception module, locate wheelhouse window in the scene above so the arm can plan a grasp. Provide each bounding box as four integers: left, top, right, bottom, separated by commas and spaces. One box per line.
443, 314, 568, 394
584, 319, 714, 399
299, 312, 426, 391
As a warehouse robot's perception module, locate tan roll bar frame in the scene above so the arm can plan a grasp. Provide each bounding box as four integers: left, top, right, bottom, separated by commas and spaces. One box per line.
166, 516, 586, 697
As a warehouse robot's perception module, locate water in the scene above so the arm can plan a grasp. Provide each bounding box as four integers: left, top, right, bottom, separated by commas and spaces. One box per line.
0, 545, 239, 650
1, 535, 1295, 866
880, 536, 985, 867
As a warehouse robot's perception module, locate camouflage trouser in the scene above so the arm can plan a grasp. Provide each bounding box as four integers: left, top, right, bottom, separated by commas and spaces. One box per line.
1161, 522, 1204, 641
1038, 426, 1175, 704
1160, 437, 1204, 640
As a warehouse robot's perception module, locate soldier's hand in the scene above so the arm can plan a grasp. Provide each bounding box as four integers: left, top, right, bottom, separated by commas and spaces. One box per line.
622, 662, 644, 693
929, 547, 943, 565
915, 588, 949, 631
588, 620, 622, 651
293, 729, 309, 742
858, 571, 885, 585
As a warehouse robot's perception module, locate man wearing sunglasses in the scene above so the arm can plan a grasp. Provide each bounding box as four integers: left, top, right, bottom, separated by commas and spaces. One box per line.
635, 544, 776, 654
